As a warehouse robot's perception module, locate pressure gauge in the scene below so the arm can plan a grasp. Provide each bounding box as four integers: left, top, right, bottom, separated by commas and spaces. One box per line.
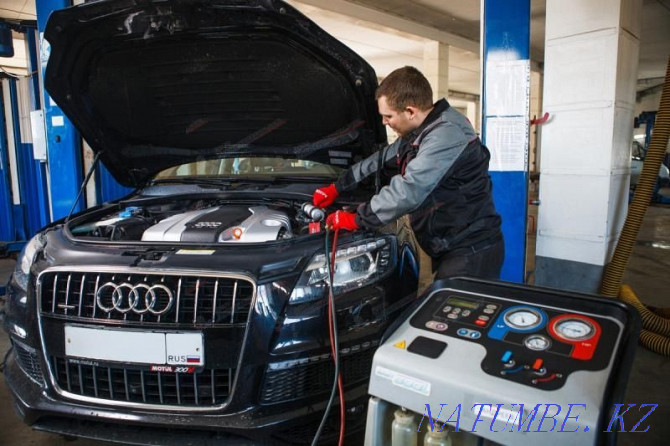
524, 334, 551, 351
554, 318, 595, 341
504, 308, 542, 330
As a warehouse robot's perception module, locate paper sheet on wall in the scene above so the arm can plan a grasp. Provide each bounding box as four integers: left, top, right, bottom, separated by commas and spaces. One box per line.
486, 117, 528, 172
484, 60, 530, 116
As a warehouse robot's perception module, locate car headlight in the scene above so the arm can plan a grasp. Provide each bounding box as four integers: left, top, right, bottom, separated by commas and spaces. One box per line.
14, 234, 44, 290
289, 237, 395, 304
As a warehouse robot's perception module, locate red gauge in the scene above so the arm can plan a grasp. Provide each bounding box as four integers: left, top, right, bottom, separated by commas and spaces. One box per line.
548, 314, 601, 360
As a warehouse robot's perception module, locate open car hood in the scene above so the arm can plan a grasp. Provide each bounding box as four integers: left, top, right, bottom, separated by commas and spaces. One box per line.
44, 0, 386, 187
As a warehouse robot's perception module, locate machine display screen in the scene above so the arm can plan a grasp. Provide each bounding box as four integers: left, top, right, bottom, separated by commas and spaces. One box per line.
446, 296, 480, 309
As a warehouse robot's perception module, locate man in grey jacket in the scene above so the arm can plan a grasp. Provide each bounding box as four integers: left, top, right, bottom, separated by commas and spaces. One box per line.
315, 66, 504, 280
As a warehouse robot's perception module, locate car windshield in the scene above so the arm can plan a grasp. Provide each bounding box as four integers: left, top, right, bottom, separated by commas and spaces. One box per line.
153, 157, 343, 181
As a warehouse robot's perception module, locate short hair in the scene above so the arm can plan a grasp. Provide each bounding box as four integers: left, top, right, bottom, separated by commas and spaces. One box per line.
375, 66, 433, 112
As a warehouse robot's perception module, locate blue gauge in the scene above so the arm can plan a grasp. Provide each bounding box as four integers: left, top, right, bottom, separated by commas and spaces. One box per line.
504, 308, 542, 330
488, 305, 548, 340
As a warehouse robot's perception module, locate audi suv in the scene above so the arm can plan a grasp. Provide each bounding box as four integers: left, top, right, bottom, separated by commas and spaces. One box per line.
1, 1, 419, 444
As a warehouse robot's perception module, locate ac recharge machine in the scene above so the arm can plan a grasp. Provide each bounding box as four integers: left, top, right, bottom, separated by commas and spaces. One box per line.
365, 278, 640, 446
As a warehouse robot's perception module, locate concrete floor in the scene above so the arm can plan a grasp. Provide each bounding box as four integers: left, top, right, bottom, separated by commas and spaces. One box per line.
1, 204, 669, 445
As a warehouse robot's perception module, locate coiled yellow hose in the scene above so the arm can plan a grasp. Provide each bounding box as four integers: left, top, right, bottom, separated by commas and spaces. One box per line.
638, 329, 670, 357
600, 57, 670, 356
619, 284, 670, 335
616, 287, 670, 354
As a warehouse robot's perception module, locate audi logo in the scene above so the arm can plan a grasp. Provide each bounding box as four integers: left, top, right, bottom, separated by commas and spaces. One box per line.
96, 282, 175, 315
193, 221, 222, 228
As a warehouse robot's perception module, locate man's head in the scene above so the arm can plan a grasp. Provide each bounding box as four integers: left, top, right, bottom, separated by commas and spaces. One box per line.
375, 66, 434, 137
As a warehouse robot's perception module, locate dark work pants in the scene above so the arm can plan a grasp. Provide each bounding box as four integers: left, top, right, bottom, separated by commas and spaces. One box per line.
432, 236, 505, 280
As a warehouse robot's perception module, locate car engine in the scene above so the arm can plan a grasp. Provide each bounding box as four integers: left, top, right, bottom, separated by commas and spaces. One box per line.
69, 200, 322, 243
142, 206, 292, 243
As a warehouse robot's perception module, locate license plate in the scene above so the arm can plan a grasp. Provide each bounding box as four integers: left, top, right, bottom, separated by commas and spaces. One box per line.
64, 326, 204, 366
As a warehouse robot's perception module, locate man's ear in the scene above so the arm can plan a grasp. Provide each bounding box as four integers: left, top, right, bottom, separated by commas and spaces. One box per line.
405, 106, 420, 120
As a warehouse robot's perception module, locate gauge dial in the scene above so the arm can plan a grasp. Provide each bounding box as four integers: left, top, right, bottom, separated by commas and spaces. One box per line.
524, 334, 551, 351
504, 308, 542, 329
554, 318, 595, 341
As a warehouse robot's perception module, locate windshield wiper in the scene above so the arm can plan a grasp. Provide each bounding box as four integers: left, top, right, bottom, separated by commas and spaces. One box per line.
149, 176, 281, 189
150, 175, 336, 187
272, 175, 338, 183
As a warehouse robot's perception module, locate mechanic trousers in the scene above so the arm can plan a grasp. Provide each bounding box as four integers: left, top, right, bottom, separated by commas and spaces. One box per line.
432, 235, 505, 280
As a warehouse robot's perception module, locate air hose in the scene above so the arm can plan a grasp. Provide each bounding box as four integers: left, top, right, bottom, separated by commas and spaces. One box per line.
600, 57, 670, 356
311, 227, 345, 446
637, 329, 670, 357
618, 285, 670, 337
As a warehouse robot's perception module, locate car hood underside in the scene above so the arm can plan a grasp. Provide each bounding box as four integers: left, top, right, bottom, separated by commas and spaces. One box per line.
44, 0, 385, 187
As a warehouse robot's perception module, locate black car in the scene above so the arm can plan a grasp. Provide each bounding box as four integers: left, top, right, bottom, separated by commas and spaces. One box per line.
1, 1, 419, 444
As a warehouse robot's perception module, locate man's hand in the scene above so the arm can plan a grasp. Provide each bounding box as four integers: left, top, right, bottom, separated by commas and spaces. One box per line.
326, 210, 359, 232
313, 184, 339, 207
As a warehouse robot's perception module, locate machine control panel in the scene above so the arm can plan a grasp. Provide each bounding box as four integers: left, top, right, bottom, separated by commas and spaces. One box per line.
368, 278, 640, 446
410, 291, 616, 390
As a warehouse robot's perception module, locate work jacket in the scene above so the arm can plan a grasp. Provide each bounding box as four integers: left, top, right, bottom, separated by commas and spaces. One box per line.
335, 99, 502, 258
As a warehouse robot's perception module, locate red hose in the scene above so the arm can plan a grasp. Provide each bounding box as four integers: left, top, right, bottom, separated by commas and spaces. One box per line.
328, 229, 345, 446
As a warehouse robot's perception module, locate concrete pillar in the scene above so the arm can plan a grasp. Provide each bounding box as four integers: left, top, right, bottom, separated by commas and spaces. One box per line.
423, 41, 449, 102
466, 101, 478, 132
535, 0, 642, 292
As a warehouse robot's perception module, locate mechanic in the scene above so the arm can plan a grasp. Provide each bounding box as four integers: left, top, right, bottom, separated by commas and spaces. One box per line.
314, 66, 504, 280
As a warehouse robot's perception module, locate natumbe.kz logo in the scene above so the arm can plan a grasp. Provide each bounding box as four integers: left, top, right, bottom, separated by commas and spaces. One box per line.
415, 403, 659, 434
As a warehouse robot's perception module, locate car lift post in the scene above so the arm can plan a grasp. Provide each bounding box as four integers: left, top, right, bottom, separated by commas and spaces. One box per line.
36, 0, 84, 221
481, 0, 531, 283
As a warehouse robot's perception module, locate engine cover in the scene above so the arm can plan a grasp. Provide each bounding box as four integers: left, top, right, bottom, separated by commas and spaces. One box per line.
142, 206, 291, 243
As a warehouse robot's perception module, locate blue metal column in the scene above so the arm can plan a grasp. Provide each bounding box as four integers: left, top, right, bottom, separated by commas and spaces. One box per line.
25, 28, 51, 230
481, 0, 531, 283
0, 84, 14, 244
637, 111, 657, 152
7, 81, 28, 242
7, 78, 46, 238
26, 28, 51, 233
36, 0, 84, 221
7, 28, 52, 236
25, 29, 42, 109
96, 163, 133, 204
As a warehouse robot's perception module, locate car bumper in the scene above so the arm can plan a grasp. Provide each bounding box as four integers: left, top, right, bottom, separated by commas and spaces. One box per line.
4, 351, 369, 445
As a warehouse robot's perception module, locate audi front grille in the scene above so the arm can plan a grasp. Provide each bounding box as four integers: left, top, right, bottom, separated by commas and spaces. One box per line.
36, 268, 255, 409
38, 270, 255, 325
50, 356, 233, 407
260, 342, 377, 405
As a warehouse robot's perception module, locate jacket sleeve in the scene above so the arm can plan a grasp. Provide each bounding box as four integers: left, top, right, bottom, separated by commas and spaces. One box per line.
355, 120, 471, 229
334, 140, 400, 193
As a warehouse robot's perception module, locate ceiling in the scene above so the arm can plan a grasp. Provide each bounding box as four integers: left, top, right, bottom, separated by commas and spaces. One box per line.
1, 0, 668, 97
0, 0, 33, 21
287, 1, 482, 96
286, 0, 668, 96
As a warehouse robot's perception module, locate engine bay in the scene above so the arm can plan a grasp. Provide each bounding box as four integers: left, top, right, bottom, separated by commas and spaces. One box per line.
68, 199, 325, 243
